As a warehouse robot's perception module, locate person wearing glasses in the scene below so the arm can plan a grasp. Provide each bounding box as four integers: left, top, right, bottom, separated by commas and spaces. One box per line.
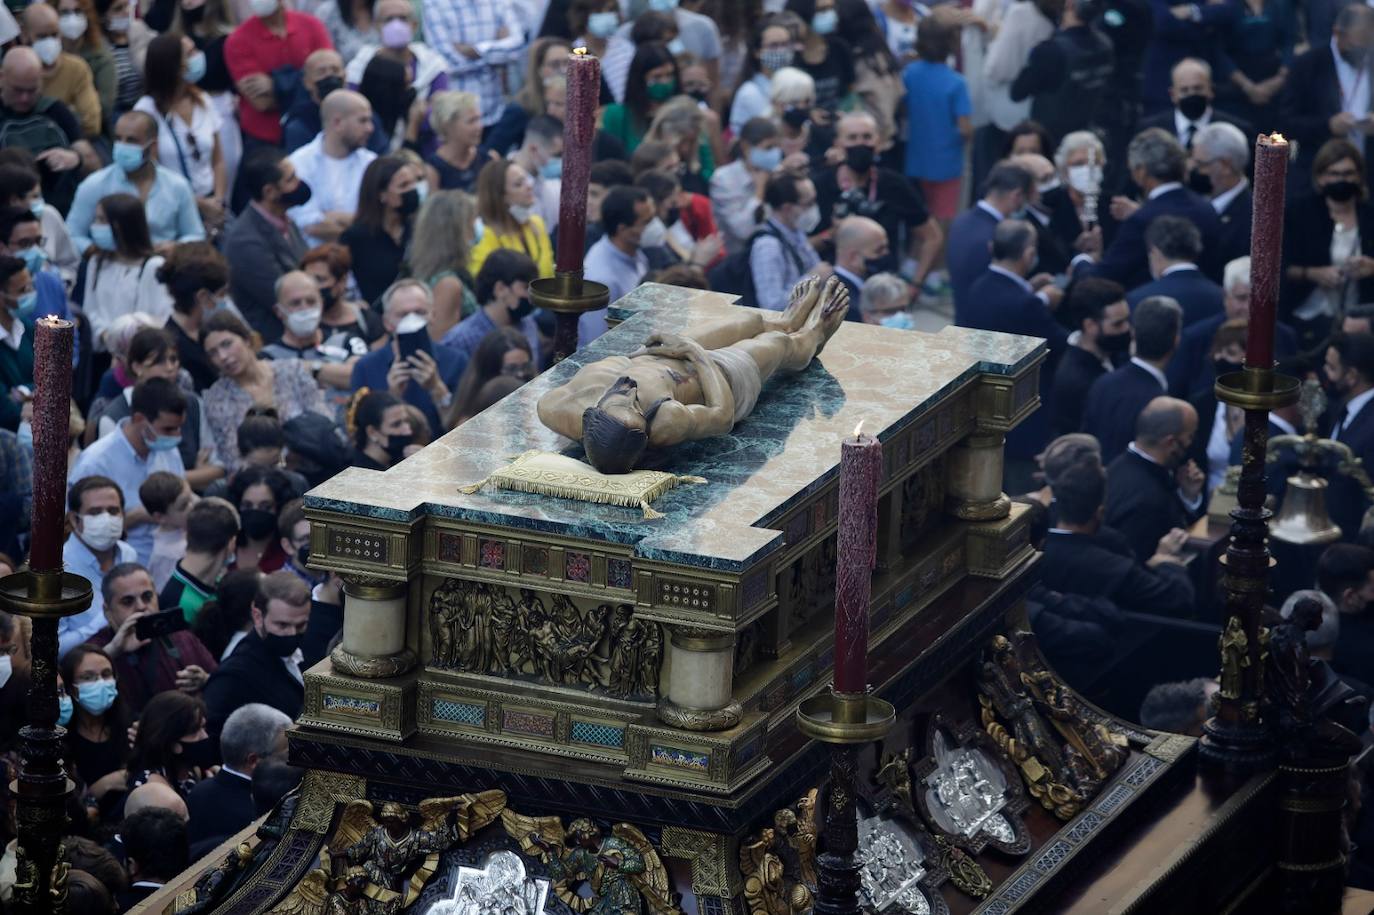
0, 204, 73, 328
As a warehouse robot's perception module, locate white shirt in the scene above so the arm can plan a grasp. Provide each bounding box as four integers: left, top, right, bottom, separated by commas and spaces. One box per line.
1161, 262, 1201, 277
82, 255, 173, 353
284, 647, 305, 685
133, 95, 223, 198
221, 628, 247, 661
728, 73, 772, 133
0, 315, 22, 351
68, 420, 185, 566
1332, 36, 1371, 151
286, 135, 378, 248
1173, 105, 1213, 145
1297, 220, 1360, 320
1334, 387, 1374, 440
1147, 181, 1184, 201
976, 199, 1007, 221
1206, 400, 1234, 491
1212, 177, 1249, 214
59, 532, 137, 659
1129, 355, 1169, 392
221, 765, 251, 782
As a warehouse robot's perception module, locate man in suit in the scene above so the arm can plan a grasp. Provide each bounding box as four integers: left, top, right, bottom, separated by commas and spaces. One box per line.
187, 703, 292, 855
1168, 255, 1300, 396
1138, 58, 1253, 149
832, 216, 888, 322
1316, 544, 1374, 682
1013, 153, 1076, 276
1051, 277, 1132, 436
222, 147, 311, 343
117, 808, 188, 911
948, 162, 1033, 322
1325, 332, 1374, 537
1082, 295, 1183, 461
1282, 4, 1374, 192
1105, 395, 1207, 560
1191, 122, 1252, 267
1140, 6, 1241, 115
1127, 215, 1224, 326
961, 220, 1068, 479
203, 571, 311, 736
1041, 448, 1196, 616
1076, 128, 1223, 288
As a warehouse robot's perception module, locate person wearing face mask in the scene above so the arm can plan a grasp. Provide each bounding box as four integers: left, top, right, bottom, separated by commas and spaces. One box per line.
441, 248, 541, 366
281, 49, 387, 156
222, 149, 311, 342
579, 186, 656, 345
784, 0, 855, 118
0, 159, 80, 288
832, 215, 889, 321
711, 117, 786, 254
729, 18, 797, 132
510, 115, 565, 230
1324, 332, 1374, 538
1138, 58, 1253, 151
162, 496, 240, 623
222, 0, 331, 151
1182, 319, 1251, 492
1044, 130, 1114, 258
78, 194, 177, 354
0, 205, 72, 330
857, 271, 915, 328
66, 111, 206, 255
0, 255, 38, 434
0, 609, 29, 754
203, 570, 312, 734
466, 158, 555, 282
1285, 140, 1374, 347
20, 2, 101, 139
61, 477, 138, 656
285, 90, 377, 248
71, 377, 189, 565
1051, 277, 1132, 436
633, 170, 723, 271
612, 0, 723, 86
260, 270, 359, 393
347, 388, 415, 469
602, 42, 682, 153
126, 688, 216, 797
158, 239, 230, 391
1083, 295, 1185, 466
1282, 4, 1374, 190
227, 465, 294, 571
1103, 395, 1206, 562
275, 499, 319, 592
1316, 544, 1374, 677
1188, 122, 1252, 267
343, 0, 450, 114
747, 172, 828, 312
90, 562, 217, 714
300, 242, 385, 358
186, 702, 291, 853
59, 645, 132, 793
1126, 215, 1223, 327
53, 0, 116, 123
341, 155, 426, 305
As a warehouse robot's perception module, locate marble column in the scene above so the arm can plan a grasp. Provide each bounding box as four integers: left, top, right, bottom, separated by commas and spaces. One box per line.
944, 432, 1011, 522
657, 627, 743, 731
330, 575, 417, 679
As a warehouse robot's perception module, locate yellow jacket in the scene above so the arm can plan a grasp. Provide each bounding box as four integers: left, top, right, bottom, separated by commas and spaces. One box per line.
468, 214, 555, 279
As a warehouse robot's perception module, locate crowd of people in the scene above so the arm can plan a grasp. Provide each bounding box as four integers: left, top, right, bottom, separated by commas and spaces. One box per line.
3, 0, 1374, 905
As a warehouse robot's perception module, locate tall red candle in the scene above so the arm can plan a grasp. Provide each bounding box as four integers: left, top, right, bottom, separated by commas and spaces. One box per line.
834, 424, 881, 694
556, 48, 599, 274
28, 317, 74, 573
1246, 133, 1288, 370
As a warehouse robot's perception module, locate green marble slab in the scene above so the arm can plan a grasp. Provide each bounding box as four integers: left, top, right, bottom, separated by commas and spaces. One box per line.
305, 285, 1044, 572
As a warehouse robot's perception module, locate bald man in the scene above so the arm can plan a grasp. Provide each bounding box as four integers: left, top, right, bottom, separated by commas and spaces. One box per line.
286, 89, 378, 247
124, 780, 190, 821
1138, 58, 1253, 151
0, 48, 87, 194
1104, 395, 1207, 562
832, 216, 888, 322
261, 270, 359, 389
815, 110, 942, 285
1010, 152, 1075, 276
21, 2, 101, 138
282, 49, 388, 155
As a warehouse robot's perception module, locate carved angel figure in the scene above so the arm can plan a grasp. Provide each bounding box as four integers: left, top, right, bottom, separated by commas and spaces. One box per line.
739, 790, 820, 915
500, 810, 679, 915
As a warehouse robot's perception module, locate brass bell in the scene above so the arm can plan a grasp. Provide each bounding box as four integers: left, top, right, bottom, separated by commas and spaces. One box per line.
1270, 471, 1342, 545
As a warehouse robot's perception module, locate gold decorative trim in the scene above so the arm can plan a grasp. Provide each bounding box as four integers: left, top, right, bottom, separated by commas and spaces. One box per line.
657, 700, 743, 731
340, 575, 408, 599
669, 629, 736, 651
660, 827, 738, 898
330, 645, 417, 679
947, 493, 1012, 522
293, 770, 368, 833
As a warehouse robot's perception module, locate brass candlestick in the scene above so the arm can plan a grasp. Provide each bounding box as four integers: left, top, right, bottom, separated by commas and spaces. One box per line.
798, 687, 896, 915
1, 568, 94, 914
529, 270, 610, 363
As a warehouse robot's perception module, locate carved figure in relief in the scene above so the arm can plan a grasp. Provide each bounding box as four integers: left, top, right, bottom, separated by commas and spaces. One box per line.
1021, 663, 1127, 782
739, 790, 820, 915
1219, 615, 1249, 701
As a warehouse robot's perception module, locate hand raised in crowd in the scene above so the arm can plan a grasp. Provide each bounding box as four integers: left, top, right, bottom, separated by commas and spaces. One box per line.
1308, 265, 1346, 289
1074, 225, 1103, 257
105, 611, 152, 660
780, 152, 810, 175
407, 350, 449, 401
1330, 112, 1359, 136
1039, 284, 1065, 310
1148, 528, 1190, 566
175, 664, 210, 693
1176, 460, 1205, 502
386, 356, 412, 397
1109, 196, 1140, 223
36, 147, 80, 172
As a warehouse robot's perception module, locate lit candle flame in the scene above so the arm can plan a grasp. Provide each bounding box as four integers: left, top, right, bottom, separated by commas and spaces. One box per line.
1269, 132, 1285, 143
573, 46, 589, 55
854, 421, 864, 439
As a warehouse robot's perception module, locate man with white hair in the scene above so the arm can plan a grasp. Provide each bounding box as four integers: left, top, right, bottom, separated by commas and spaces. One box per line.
1189, 121, 1252, 265
187, 703, 292, 853
858, 273, 912, 327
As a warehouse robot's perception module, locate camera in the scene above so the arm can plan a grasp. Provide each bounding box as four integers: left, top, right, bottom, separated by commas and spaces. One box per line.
832, 188, 884, 221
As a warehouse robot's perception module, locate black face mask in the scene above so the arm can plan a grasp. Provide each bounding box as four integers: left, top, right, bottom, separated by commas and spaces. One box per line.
240, 508, 277, 541
296, 545, 310, 567
863, 256, 887, 276
1177, 93, 1209, 121
687, 88, 709, 103
1098, 329, 1132, 354
314, 75, 344, 102
319, 285, 336, 310
782, 106, 810, 129
260, 629, 303, 658
385, 433, 412, 461
1188, 169, 1213, 196
666, 206, 680, 226
511, 296, 533, 320
1214, 357, 1244, 377
178, 736, 217, 770
280, 182, 313, 208
845, 143, 876, 173
398, 188, 421, 216
1324, 180, 1361, 203
181, 4, 204, 24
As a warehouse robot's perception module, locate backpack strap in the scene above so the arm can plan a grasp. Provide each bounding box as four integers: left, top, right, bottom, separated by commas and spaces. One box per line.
750, 222, 804, 274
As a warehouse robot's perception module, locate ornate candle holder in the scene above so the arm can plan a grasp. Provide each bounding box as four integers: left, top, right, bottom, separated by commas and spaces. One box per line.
797, 687, 896, 915
529, 271, 610, 364
1200, 365, 1300, 773
0, 568, 94, 914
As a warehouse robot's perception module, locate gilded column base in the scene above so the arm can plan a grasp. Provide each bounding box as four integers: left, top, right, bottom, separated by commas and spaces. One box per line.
946, 493, 1012, 522
330, 645, 418, 679
657, 699, 744, 731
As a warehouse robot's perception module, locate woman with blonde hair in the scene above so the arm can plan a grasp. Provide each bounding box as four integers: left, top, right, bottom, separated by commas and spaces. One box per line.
425, 91, 484, 192
645, 95, 716, 190
406, 190, 480, 339
468, 158, 554, 279
484, 37, 572, 157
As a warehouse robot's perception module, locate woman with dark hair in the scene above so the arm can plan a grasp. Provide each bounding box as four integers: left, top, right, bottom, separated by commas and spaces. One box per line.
730, 17, 800, 132
347, 388, 416, 469
158, 240, 229, 392
55, 0, 116, 122
202, 310, 331, 470
126, 690, 211, 796
357, 54, 415, 150
61, 644, 129, 795
134, 34, 226, 213
313, 0, 378, 66
448, 327, 533, 427
1004, 120, 1056, 158
340, 155, 422, 305
79, 193, 173, 355
193, 567, 261, 661
601, 42, 681, 154
228, 465, 296, 571
784, 0, 855, 122
467, 158, 555, 278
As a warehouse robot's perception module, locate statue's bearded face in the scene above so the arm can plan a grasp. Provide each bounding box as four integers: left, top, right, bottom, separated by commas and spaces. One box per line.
597, 377, 647, 431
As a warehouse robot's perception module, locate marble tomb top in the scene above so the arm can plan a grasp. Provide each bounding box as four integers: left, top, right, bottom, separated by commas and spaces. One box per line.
305, 284, 1045, 572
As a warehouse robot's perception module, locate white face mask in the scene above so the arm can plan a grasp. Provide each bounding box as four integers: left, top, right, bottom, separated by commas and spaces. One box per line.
796, 203, 821, 234
58, 13, 88, 40
0, 654, 11, 690
285, 306, 323, 338
509, 202, 534, 224
78, 512, 124, 552
1067, 163, 1103, 195
32, 36, 62, 67
106, 15, 131, 31
638, 216, 667, 249
248, 0, 279, 17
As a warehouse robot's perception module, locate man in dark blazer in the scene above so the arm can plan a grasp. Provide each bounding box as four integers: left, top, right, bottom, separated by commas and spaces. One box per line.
1077, 128, 1223, 288
203, 571, 311, 737
1051, 277, 1132, 436
961, 219, 1067, 473
1127, 215, 1224, 326
948, 162, 1033, 322
117, 808, 189, 912
1191, 121, 1252, 267
187, 703, 292, 855
1042, 450, 1196, 617
832, 216, 887, 322
1138, 58, 1253, 148
1104, 395, 1207, 560
1140, 7, 1241, 114
222, 148, 311, 343
1281, 4, 1374, 192
1082, 294, 1183, 461
1325, 332, 1374, 538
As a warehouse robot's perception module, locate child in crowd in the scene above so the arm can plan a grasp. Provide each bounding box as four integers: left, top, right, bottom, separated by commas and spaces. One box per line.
140, 471, 196, 591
